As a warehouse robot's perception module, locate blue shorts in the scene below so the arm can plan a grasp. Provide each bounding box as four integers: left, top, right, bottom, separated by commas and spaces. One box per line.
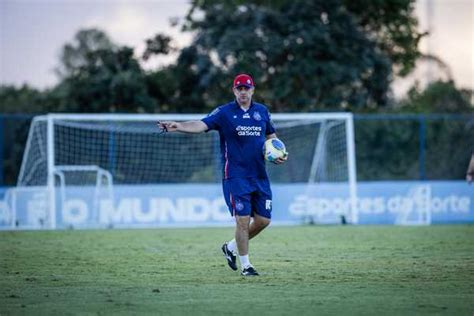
222, 177, 272, 219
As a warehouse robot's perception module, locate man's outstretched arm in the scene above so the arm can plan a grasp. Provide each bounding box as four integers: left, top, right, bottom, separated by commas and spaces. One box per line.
158, 120, 208, 133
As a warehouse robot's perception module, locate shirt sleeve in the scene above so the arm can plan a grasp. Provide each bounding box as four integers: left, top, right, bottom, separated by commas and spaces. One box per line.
201, 107, 222, 131
266, 108, 276, 135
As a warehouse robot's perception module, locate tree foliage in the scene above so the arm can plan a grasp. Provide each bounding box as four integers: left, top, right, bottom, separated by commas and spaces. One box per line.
0, 84, 65, 113
143, 0, 423, 112
53, 29, 156, 113
0, 85, 46, 113
399, 80, 473, 113
1, 1, 427, 113
142, 34, 176, 61
164, 0, 396, 111
342, 0, 424, 76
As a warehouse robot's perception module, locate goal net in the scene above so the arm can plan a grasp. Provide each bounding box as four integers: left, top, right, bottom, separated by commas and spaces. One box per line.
8, 113, 357, 228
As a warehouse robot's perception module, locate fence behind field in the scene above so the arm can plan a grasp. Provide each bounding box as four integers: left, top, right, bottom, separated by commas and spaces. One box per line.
354, 114, 474, 181
1, 113, 472, 186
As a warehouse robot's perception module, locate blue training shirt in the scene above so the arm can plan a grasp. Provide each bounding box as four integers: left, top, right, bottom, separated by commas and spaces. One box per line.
201, 100, 276, 180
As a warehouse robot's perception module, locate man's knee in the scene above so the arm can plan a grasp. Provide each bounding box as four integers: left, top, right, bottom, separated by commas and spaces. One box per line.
262, 217, 271, 228
235, 215, 250, 231
255, 216, 271, 229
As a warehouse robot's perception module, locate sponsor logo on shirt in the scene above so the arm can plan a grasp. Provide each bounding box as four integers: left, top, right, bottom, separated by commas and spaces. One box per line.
236, 125, 262, 136
243, 113, 250, 119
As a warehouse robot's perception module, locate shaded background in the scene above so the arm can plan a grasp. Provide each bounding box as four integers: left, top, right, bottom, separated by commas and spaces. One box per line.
0, 0, 473, 185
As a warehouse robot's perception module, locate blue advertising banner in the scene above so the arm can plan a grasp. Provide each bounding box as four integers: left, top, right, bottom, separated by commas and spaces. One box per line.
0, 181, 472, 229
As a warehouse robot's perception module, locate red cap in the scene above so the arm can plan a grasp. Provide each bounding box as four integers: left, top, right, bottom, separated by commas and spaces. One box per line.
233, 74, 254, 88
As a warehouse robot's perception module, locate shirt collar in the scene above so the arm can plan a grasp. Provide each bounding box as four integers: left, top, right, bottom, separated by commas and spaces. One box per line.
233, 100, 254, 110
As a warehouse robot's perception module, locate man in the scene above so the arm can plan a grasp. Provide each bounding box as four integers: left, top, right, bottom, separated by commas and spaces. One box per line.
158, 73, 287, 276
467, 152, 474, 184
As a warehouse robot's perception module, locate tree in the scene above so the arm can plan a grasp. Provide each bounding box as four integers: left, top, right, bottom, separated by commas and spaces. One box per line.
343, 0, 424, 76
56, 29, 115, 79
54, 28, 156, 113
0, 85, 43, 113
144, 0, 423, 112
145, 46, 218, 113
142, 34, 176, 61
400, 80, 473, 113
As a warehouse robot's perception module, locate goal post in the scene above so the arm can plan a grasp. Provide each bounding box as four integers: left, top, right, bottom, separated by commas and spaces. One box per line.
9, 112, 358, 229
266, 113, 358, 224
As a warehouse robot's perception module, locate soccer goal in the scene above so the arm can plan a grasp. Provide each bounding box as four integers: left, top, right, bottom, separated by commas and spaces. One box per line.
6, 113, 357, 229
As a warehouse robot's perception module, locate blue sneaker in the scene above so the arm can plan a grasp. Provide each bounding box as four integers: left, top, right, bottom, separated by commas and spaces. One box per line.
241, 266, 259, 276
221, 243, 237, 271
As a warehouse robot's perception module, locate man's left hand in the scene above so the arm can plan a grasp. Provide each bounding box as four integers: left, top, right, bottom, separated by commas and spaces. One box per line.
274, 154, 288, 165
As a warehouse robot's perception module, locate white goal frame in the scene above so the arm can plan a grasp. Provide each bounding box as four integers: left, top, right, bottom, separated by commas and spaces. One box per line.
11, 112, 358, 229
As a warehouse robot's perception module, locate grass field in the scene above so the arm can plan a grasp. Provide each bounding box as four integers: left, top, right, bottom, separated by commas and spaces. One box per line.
1, 225, 473, 315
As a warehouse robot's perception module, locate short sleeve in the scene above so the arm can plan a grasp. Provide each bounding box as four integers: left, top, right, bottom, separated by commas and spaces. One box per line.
201, 107, 222, 131
266, 109, 276, 135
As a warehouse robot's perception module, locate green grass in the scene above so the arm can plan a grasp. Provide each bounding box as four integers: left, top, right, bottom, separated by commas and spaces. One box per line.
1, 225, 473, 315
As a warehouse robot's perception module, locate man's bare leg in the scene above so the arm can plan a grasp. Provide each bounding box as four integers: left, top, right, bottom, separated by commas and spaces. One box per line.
235, 215, 251, 255
249, 213, 271, 239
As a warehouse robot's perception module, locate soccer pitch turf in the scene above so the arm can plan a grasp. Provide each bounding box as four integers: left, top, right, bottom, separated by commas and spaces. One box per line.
1, 225, 473, 315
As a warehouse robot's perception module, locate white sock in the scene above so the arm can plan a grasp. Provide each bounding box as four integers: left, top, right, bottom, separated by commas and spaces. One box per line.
239, 255, 251, 269
227, 239, 237, 253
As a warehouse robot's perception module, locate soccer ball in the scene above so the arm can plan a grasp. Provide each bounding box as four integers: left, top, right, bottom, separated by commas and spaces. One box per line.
263, 138, 288, 162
